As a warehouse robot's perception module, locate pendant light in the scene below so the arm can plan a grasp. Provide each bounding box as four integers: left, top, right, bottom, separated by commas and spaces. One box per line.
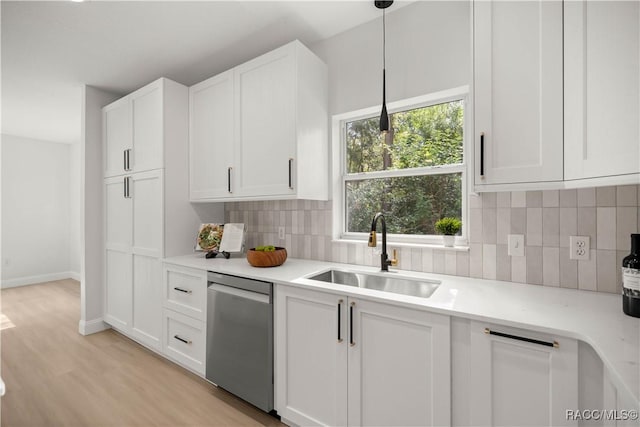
375, 1, 393, 134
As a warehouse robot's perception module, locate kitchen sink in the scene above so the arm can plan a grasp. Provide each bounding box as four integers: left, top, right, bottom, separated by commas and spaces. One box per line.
306, 269, 440, 299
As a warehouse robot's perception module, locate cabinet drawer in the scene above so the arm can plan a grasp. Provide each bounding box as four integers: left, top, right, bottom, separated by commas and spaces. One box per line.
162, 308, 205, 375
163, 265, 207, 321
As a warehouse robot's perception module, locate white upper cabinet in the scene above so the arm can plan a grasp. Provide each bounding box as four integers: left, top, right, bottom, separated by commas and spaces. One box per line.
564, 1, 640, 183
189, 40, 329, 202
189, 70, 235, 200
474, 0, 563, 188
104, 100, 131, 178
131, 83, 163, 174
235, 43, 297, 198
104, 78, 184, 178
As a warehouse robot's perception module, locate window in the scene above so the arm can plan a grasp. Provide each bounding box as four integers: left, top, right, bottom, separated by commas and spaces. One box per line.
333, 88, 468, 245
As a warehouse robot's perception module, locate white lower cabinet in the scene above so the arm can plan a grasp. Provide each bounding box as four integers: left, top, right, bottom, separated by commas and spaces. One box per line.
275, 285, 450, 427
276, 286, 347, 426
162, 308, 206, 376
161, 264, 208, 376
348, 298, 451, 427
468, 321, 578, 426
129, 255, 162, 349
104, 170, 163, 351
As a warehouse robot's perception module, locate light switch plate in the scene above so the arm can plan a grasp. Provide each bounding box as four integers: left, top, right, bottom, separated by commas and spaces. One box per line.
508, 234, 525, 257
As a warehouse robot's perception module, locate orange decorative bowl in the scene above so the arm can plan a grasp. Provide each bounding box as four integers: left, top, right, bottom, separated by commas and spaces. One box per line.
246, 247, 288, 267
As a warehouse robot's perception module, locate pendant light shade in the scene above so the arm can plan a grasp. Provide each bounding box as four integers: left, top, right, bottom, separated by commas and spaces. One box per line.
375, 1, 393, 134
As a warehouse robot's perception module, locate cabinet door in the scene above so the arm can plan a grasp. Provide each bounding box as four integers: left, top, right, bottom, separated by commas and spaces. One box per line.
189, 70, 235, 200
235, 44, 296, 197
103, 99, 131, 178
275, 286, 348, 427
469, 321, 578, 426
104, 249, 132, 330
129, 171, 163, 348
348, 298, 450, 427
131, 170, 163, 258
564, 1, 640, 181
105, 176, 132, 250
104, 176, 132, 330
130, 254, 161, 350
474, 0, 563, 185
131, 82, 163, 173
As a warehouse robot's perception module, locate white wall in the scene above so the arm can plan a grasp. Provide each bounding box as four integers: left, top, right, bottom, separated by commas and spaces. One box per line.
79, 85, 120, 336
310, 1, 471, 116
1, 134, 73, 287
69, 143, 81, 278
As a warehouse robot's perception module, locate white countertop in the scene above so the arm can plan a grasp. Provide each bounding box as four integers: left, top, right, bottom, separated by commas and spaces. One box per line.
164, 253, 640, 405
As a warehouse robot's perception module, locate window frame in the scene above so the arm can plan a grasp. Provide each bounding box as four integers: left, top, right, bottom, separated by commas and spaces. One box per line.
331, 86, 470, 247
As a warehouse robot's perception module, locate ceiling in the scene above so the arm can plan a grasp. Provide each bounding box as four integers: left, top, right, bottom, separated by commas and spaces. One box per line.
1, 0, 412, 145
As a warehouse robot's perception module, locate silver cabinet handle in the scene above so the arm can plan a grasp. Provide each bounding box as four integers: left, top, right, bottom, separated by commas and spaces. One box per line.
124, 148, 132, 172
123, 176, 131, 198
123, 150, 127, 172
173, 287, 192, 294
484, 328, 558, 348
227, 167, 232, 193
288, 158, 294, 189
124, 176, 131, 199
174, 335, 192, 345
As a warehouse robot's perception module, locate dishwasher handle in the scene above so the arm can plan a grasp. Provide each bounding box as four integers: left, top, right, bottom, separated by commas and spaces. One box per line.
208, 282, 270, 304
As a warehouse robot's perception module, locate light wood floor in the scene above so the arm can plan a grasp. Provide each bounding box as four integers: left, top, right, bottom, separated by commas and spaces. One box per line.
1, 279, 284, 427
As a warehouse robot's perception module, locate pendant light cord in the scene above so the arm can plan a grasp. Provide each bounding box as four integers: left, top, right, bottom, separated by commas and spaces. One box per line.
383, 9, 386, 71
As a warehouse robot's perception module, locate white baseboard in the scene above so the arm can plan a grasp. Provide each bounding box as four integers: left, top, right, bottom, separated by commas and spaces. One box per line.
1, 271, 77, 289
69, 271, 81, 281
78, 318, 110, 336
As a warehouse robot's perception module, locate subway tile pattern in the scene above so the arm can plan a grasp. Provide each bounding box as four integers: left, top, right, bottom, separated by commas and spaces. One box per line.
225, 185, 640, 294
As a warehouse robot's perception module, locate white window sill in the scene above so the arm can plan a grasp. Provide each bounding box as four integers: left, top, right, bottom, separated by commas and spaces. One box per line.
332, 238, 470, 252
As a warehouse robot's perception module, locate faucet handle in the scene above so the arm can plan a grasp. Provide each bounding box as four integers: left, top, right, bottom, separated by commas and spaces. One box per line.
368, 231, 377, 248
390, 249, 398, 267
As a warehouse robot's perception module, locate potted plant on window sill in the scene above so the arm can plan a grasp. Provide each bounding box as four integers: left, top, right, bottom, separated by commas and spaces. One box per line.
435, 217, 462, 248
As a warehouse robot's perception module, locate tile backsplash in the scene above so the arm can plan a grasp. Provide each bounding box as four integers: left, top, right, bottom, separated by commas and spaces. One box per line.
225, 185, 640, 294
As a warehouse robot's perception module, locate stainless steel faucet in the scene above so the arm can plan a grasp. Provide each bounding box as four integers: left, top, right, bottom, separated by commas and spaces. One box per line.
368, 212, 398, 271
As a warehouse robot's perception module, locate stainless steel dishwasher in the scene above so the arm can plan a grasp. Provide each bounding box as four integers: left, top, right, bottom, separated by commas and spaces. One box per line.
206, 271, 274, 413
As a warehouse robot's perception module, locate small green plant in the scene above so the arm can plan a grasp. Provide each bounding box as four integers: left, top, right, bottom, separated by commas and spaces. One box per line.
434, 217, 462, 236
254, 245, 276, 252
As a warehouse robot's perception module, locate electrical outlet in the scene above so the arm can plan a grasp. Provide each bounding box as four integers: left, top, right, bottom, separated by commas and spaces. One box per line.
508, 234, 525, 257
570, 236, 590, 260
278, 226, 285, 240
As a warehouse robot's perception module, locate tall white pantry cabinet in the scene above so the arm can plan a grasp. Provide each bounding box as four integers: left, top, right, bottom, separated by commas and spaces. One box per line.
103, 78, 200, 350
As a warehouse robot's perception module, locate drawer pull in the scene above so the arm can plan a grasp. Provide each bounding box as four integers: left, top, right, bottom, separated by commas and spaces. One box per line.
173, 287, 192, 294
174, 335, 192, 345
484, 328, 559, 348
